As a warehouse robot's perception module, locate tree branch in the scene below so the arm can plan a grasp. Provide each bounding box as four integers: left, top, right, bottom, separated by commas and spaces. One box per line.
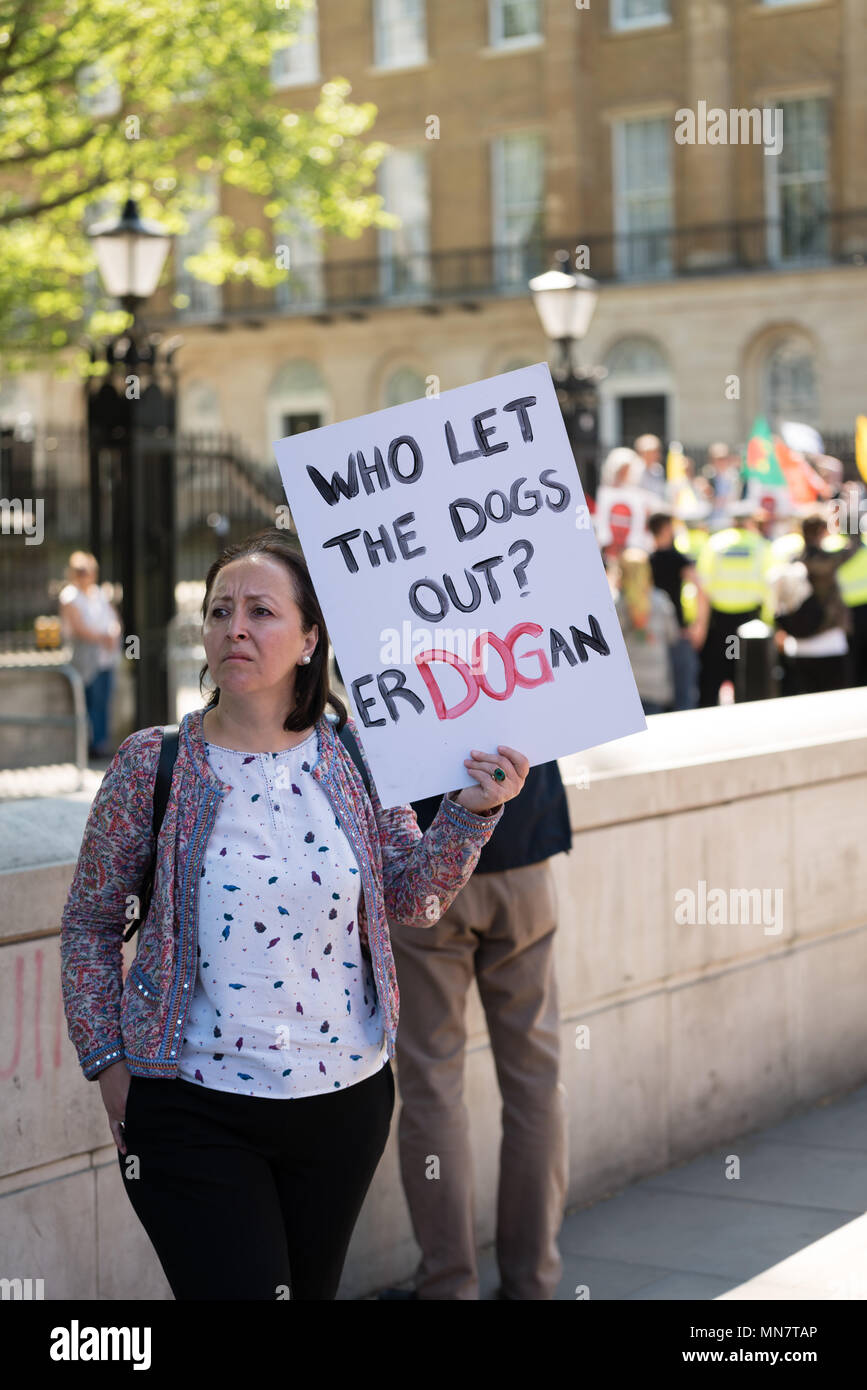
0, 0, 38, 80
2, 12, 144, 86
0, 169, 113, 225
0, 122, 105, 167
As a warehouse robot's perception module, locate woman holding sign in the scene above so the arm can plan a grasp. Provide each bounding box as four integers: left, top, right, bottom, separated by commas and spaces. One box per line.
60, 527, 528, 1301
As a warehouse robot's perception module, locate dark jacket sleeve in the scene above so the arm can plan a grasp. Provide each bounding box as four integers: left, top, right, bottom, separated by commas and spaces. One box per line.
412, 759, 572, 875
828, 536, 862, 572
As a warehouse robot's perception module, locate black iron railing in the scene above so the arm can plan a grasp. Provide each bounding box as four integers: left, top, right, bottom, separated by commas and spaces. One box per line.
0, 422, 859, 650
0, 427, 285, 650
158, 210, 867, 324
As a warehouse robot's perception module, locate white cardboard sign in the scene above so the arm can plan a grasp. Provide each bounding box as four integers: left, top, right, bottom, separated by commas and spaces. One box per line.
593, 485, 655, 550
273, 363, 646, 808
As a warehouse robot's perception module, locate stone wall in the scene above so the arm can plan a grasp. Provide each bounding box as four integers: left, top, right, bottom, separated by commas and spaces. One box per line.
1, 689, 865, 1299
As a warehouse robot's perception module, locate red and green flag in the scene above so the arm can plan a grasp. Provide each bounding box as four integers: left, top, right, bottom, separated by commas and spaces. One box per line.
740, 416, 832, 513
773, 436, 830, 503
741, 416, 787, 488
740, 416, 792, 515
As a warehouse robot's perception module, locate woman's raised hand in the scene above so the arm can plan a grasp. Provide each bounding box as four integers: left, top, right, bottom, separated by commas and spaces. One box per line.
453, 744, 530, 817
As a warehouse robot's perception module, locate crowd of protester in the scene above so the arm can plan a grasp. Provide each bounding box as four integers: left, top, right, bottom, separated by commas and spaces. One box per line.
598, 435, 867, 714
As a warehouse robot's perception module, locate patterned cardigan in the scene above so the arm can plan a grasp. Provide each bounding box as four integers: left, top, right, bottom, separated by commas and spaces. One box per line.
60, 706, 503, 1081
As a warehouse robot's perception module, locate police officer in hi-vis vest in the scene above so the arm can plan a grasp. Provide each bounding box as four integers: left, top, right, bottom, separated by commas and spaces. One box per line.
817, 531, 867, 686
695, 500, 774, 706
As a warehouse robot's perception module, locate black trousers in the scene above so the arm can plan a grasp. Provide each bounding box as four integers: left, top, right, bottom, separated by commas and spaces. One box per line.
848, 604, 867, 686
698, 606, 761, 707
118, 1060, 395, 1300
791, 653, 850, 695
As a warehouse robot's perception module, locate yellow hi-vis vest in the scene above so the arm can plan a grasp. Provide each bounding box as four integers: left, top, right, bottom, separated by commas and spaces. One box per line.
770, 530, 805, 565
674, 527, 708, 625
674, 527, 709, 564
696, 528, 772, 614
681, 581, 698, 625
822, 535, 867, 607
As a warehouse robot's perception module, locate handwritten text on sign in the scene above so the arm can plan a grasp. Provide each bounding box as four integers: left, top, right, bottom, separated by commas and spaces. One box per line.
273, 364, 645, 807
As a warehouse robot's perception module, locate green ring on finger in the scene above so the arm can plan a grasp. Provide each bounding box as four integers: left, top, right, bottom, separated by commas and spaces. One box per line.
493, 766, 506, 783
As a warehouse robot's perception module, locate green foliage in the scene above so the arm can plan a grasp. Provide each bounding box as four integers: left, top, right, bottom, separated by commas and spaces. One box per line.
0, 0, 389, 377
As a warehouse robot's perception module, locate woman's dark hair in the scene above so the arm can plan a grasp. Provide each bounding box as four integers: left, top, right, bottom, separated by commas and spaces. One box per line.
801, 514, 827, 548
198, 526, 348, 733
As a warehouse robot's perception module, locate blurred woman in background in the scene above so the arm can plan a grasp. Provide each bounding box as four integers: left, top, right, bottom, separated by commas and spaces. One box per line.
614, 547, 680, 715
58, 551, 121, 758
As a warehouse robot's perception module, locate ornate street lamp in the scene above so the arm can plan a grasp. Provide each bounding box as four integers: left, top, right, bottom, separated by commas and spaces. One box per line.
530, 250, 606, 496
85, 195, 180, 730
88, 197, 173, 316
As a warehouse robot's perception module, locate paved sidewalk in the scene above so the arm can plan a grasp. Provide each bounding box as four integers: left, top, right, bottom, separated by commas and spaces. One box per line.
0, 758, 110, 802
380, 1080, 867, 1300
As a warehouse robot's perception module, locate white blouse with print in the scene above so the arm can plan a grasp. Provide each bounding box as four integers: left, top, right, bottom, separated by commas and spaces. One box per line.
177, 726, 388, 1098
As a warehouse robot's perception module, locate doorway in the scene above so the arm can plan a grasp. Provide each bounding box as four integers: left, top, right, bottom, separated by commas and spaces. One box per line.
618, 395, 667, 446
282, 412, 322, 436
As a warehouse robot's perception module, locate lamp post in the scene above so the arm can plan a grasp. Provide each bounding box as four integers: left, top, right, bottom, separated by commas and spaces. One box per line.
529, 250, 606, 497
85, 195, 179, 730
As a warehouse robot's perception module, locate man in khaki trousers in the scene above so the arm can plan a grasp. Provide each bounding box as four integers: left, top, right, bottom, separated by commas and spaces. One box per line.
381, 762, 571, 1300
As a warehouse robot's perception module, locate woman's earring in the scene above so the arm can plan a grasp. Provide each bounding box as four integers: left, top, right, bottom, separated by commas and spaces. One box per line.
302, 654, 311, 664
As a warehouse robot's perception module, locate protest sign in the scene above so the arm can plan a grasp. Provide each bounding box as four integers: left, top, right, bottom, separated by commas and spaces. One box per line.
273, 362, 646, 808
743, 475, 794, 518
593, 485, 655, 551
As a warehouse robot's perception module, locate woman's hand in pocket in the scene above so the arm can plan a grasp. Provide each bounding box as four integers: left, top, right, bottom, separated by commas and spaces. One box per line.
97, 1060, 132, 1155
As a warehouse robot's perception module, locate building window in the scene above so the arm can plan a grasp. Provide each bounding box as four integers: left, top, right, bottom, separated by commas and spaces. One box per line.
612, 116, 673, 278
600, 336, 672, 449
177, 70, 212, 104
765, 97, 829, 265
384, 367, 427, 407
491, 133, 545, 287
271, 1, 319, 87
76, 60, 122, 117
274, 210, 324, 309
611, 0, 670, 31
373, 0, 427, 70
761, 336, 819, 428
282, 411, 322, 435
489, 0, 542, 47
605, 338, 669, 378
268, 360, 331, 447
174, 172, 222, 317
378, 149, 430, 298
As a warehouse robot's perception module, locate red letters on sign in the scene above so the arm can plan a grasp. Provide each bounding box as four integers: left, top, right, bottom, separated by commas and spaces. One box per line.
414, 621, 554, 720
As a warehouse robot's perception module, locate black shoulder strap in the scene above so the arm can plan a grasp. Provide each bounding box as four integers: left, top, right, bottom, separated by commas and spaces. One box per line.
152, 724, 180, 840
123, 724, 180, 944
154, 721, 360, 839
335, 718, 372, 800
153, 722, 366, 829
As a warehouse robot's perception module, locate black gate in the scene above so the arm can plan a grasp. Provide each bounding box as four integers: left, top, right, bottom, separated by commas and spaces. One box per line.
0, 425, 288, 652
